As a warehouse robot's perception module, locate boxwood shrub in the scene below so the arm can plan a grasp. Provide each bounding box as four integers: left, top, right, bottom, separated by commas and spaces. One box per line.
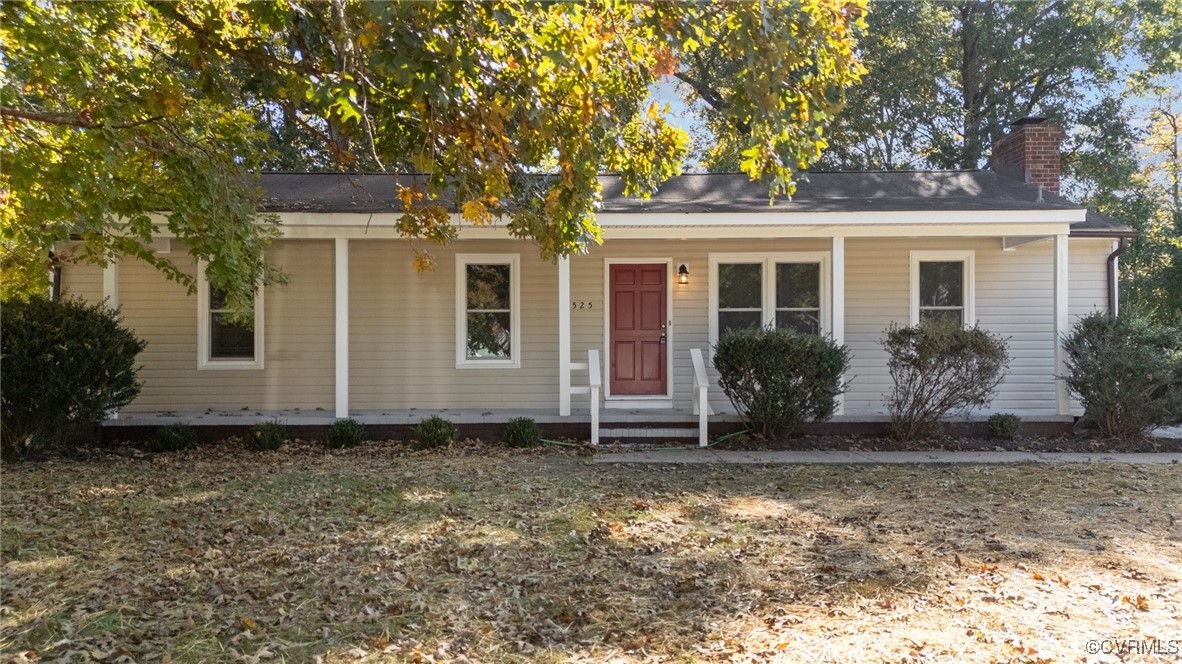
712, 326, 850, 438
325, 419, 366, 449
414, 416, 457, 449
246, 421, 287, 451
503, 417, 542, 448
1, 297, 146, 458
149, 423, 198, 453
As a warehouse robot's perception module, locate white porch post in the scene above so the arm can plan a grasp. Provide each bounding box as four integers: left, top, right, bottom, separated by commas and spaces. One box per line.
1054, 233, 1070, 415
102, 260, 119, 310
335, 238, 350, 419
831, 236, 846, 415
558, 255, 572, 416
103, 259, 120, 420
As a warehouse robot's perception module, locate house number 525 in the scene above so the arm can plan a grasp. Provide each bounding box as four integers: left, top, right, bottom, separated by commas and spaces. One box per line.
571, 301, 594, 309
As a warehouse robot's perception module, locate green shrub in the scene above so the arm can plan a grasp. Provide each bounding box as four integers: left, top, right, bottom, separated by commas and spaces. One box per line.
883, 319, 1010, 441
149, 423, 198, 453
325, 419, 366, 449
712, 326, 850, 438
1, 297, 146, 458
503, 417, 542, 448
986, 413, 1022, 440
246, 421, 286, 451
1063, 312, 1182, 438
413, 416, 457, 449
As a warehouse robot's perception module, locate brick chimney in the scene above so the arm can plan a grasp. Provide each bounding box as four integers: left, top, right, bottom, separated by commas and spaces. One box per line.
990, 117, 1065, 197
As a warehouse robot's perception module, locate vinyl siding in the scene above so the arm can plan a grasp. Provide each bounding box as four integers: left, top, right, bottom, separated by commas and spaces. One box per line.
59, 260, 104, 303
59, 235, 1113, 416
63, 240, 336, 412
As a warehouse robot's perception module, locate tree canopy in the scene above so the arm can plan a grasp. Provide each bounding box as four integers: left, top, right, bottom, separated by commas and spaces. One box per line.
680, 0, 1181, 322
1, 0, 867, 309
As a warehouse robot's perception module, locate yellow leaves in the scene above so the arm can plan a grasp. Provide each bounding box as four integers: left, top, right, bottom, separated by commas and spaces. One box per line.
461, 199, 493, 225
645, 102, 661, 122
412, 251, 434, 273
397, 186, 423, 210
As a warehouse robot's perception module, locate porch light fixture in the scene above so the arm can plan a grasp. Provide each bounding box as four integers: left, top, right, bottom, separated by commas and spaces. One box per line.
677, 263, 690, 285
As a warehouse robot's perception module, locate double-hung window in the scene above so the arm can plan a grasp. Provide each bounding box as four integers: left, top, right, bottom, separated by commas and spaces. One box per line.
710, 252, 830, 348
197, 262, 264, 369
456, 254, 520, 368
907, 249, 973, 326
910, 251, 975, 327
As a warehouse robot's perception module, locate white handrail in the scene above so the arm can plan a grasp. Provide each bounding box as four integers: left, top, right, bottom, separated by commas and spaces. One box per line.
690, 348, 709, 447
587, 349, 601, 445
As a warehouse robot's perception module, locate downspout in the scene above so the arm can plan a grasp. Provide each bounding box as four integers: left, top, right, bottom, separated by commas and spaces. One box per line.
1107, 238, 1129, 316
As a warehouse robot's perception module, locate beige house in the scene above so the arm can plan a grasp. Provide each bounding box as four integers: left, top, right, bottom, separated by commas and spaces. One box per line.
63, 118, 1135, 443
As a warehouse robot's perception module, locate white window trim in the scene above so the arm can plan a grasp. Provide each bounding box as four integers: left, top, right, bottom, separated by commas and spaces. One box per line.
707, 252, 832, 357
456, 253, 521, 369
197, 261, 264, 370
909, 250, 976, 327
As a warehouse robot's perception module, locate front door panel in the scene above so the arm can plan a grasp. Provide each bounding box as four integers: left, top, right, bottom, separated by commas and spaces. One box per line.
610, 264, 667, 395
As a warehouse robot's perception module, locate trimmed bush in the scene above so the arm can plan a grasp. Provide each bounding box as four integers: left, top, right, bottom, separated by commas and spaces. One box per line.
713, 326, 850, 438
325, 419, 366, 449
884, 319, 1010, 441
413, 416, 457, 449
246, 421, 286, 451
1063, 312, 1182, 438
149, 423, 198, 453
1, 296, 146, 458
503, 417, 542, 448
986, 413, 1022, 441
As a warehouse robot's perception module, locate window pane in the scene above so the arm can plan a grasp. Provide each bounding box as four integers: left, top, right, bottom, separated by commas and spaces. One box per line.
919, 308, 964, 326
466, 264, 511, 310
718, 263, 762, 309
210, 313, 255, 359
776, 263, 820, 309
467, 311, 512, 359
776, 310, 821, 335
210, 284, 229, 310
919, 261, 964, 307
718, 310, 763, 337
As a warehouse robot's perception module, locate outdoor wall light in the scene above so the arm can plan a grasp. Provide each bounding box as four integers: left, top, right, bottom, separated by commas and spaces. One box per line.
677, 263, 690, 285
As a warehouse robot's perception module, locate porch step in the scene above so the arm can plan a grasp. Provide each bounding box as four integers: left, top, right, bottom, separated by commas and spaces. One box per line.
599, 426, 700, 442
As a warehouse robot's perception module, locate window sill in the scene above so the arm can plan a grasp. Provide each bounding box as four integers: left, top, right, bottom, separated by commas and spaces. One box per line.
456, 359, 520, 370
198, 359, 265, 370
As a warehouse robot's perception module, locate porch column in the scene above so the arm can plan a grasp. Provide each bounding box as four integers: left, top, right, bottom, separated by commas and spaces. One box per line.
102, 260, 119, 309
1054, 233, 1069, 415
335, 238, 349, 419
103, 259, 120, 420
831, 236, 845, 415
558, 255, 572, 416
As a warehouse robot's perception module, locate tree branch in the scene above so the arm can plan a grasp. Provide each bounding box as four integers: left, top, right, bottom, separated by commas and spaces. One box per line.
1, 107, 164, 130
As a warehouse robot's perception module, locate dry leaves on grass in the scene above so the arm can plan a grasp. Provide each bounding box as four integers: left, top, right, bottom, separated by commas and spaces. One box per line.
2, 441, 1180, 662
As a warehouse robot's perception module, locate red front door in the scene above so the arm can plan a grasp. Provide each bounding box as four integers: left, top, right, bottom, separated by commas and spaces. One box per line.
610, 264, 667, 396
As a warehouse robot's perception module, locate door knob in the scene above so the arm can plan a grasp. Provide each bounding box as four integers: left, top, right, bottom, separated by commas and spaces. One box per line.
659, 333, 667, 345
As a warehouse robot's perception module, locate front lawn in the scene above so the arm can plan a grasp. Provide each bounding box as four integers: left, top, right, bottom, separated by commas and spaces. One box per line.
2, 444, 1180, 662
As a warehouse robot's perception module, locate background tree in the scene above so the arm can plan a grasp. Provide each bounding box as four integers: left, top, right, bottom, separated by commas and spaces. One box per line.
2, 0, 867, 310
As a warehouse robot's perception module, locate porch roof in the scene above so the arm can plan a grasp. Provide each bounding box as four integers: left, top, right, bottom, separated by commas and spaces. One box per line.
261, 170, 1085, 214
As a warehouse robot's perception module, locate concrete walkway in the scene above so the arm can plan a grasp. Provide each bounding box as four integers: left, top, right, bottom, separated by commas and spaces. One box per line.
595, 449, 1182, 465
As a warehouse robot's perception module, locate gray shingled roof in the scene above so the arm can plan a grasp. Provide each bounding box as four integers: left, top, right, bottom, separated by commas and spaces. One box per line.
257, 170, 1136, 235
